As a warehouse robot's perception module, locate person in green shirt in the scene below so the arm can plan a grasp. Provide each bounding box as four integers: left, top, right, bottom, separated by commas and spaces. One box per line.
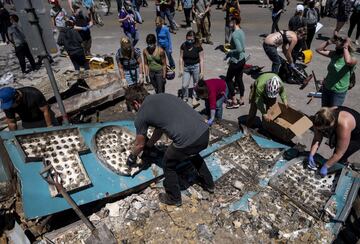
246, 72, 288, 128
143, 34, 167, 93
316, 37, 357, 107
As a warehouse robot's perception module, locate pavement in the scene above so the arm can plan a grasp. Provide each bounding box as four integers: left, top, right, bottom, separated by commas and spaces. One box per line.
2, 0, 360, 158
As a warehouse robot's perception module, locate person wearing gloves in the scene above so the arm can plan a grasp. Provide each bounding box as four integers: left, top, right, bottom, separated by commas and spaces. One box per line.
308, 107, 360, 177
179, 30, 204, 108
263, 28, 305, 74
246, 73, 287, 128
116, 37, 144, 86
224, 16, 246, 109
155, 16, 175, 69
143, 34, 167, 93
195, 78, 227, 126
0, 87, 57, 130
125, 85, 214, 206
71, 7, 93, 57
57, 20, 90, 73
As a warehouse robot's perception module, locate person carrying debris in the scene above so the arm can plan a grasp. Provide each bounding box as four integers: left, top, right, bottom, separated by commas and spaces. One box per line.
308, 107, 360, 177
116, 37, 144, 86
195, 78, 227, 126
0, 87, 58, 130
246, 73, 288, 128
8, 14, 37, 74
57, 20, 90, 74
125, 85, 215, 206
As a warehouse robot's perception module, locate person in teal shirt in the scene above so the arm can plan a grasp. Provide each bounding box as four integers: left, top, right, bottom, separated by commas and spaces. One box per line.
316, 37, 357, 107
246, 72, 288, 128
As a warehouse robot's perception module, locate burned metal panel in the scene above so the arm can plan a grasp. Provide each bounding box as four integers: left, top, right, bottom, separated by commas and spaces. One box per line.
15, 129, 91, 197
269, 157, 338, 220
214, 135, 283, 183
0, 121, 163, 219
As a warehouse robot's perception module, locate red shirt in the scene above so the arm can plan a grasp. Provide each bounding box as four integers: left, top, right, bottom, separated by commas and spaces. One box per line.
205, 78, 226, 110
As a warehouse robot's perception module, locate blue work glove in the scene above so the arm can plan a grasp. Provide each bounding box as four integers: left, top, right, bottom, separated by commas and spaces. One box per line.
126, 153, 137, 167
82, 26, 89, 31
307, 155, 317, 170
207, 118, 214, 126
320, 164, 328, 177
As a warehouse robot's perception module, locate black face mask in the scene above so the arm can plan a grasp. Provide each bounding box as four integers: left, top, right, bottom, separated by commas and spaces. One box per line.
147, 45, 156, 53
186, 40, 194, 46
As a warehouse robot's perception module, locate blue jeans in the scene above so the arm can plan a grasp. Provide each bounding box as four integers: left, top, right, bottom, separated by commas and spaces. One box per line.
160, 8, 176, 30
263, 43, 281, 74
163, 47, 175, 69
125, 68, 139, 86
125, 30, 139, 46
182, 63, 200, 99
321, 87, 347, 107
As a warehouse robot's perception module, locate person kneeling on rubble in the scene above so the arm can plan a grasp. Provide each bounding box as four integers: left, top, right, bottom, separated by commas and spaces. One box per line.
308, 107, 360, 177
0, 87, 58, 130
116, 37, 144, 86
125, 85, 215, 206
246, 73, 288, 128
195, 78, 227, 126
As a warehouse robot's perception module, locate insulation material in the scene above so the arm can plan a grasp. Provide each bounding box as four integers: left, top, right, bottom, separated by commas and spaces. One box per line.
269, 157, 338, 219
16, 129, 91, 196
95, 126, 141, 176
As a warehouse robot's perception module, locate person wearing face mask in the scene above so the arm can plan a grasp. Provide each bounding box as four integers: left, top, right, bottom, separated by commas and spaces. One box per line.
308, 107, 360, 177
119, 0, 140, 46
155, 16, 175, 69
316, 37, 357, 107
71, 7, 93, 56
116, 37, 144, 87
179, 30, 204, 108
143, 34, 167, 93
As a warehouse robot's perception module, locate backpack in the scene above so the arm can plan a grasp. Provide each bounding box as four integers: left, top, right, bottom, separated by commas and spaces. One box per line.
306, 8, 318, 26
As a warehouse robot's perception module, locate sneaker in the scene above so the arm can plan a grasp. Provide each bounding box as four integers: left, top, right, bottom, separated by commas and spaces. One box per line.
158, 193, 182, 206
192, 99, 200, 108
307, 163, 317, 171
226, 101, 239, 109
197, 181, 215, 194
206, 40, 214, 45
169, 29, 176, 34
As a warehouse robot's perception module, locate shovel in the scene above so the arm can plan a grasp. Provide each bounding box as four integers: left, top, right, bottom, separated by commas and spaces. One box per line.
40, 165, 117, 244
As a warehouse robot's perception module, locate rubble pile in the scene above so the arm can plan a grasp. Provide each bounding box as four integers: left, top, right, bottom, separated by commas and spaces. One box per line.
47, 136, 334, 244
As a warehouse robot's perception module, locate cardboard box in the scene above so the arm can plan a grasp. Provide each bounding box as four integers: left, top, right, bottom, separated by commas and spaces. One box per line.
262, 103, 313, 142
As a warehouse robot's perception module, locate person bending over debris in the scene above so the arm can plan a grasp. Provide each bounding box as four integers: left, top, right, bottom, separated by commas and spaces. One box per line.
0, 87, 58, 130
58, 20, 90, 74
195, 78, 227, 126
308, 107, 360, 177
125, 85, 215, 206
246, 73, 287, 128
263, 28, 305, 74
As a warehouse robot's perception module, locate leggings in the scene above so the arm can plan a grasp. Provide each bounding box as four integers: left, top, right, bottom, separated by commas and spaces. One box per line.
348, 10, 360, 40
225, 59, 245, 98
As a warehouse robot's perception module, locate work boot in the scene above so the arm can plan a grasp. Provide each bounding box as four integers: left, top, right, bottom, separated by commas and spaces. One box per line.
197, 181, 215, 194
158, 193, 182, 206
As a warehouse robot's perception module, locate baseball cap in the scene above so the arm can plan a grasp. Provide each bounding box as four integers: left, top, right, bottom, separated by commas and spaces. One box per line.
296, 4, 304, 12
0, 87, 16, 110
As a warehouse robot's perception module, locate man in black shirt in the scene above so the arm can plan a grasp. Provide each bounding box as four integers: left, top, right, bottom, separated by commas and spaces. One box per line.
0, 87, 57, 130
125, 85, 214, 206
